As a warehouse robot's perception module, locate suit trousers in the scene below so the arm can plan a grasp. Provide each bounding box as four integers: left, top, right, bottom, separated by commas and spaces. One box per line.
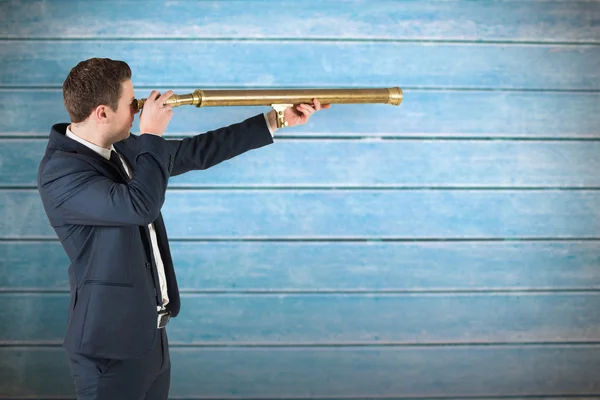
66, 328, 170, 399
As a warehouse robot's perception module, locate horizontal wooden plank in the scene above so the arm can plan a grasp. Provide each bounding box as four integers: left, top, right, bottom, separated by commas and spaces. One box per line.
1, 0, 598, 43
2, 190, 600, 239
3, 241, 600, 291
2, 89, 598, 138
0, 42, 597, 90
0, 397, 592, 400
4, 139, 600, 188
3, 293, 600, 344
1, 346, 599, 397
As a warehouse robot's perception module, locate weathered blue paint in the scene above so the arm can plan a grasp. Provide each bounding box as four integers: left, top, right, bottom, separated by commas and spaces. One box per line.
3, 292, 600, 344
2, 190, 600, 239
1, 0, 599, 398
1, 41, 598, 89
3, 90, 599, 137
1, 0, 598, 42
1, 346, 600, 397
2, 241, 600, 291
4, 139, 600, 187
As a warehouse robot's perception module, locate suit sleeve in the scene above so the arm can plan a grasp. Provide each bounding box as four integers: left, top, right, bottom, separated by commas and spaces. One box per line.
38, 134, 173, 227
164, 113, 274, 177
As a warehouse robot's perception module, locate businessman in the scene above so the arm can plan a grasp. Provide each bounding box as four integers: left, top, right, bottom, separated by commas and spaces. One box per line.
37, 57, 329, 399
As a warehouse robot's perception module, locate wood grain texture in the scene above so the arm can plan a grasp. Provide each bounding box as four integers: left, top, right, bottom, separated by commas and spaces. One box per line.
2, 241, 600, 291
2, 292, 600, 344
1, 0, 598, 42
3, 139, 600, 188
1, 346, 599, 397
3, 190, 600, 239
3, 89, 599, 138
2, 1, 599, 398
1, 41, 598, 90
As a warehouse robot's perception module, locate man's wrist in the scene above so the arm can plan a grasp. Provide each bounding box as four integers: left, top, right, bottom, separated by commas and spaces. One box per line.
264, 110, 278, 136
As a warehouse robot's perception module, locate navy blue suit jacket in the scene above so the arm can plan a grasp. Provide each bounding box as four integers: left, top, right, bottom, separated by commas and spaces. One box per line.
37, 114, 273, 359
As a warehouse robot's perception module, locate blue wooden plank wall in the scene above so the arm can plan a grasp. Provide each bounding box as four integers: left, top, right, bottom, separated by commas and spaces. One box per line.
1, 0, 599, 398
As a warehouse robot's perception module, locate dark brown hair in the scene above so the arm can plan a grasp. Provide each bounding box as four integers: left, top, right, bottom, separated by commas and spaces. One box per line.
62, 58, 132, 123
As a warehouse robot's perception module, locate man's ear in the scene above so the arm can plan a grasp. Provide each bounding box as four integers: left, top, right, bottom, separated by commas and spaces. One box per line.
93, 104, 110, 124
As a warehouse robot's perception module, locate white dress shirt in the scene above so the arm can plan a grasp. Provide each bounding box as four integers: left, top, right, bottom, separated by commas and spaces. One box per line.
263, 113, 276, 136
65, 116, 276, 311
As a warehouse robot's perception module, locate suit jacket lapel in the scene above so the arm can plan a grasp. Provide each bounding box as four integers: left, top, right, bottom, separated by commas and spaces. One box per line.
114, 139, 137, 175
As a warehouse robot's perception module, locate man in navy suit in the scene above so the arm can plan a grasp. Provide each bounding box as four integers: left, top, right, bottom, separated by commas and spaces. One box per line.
36, 58, 329, 399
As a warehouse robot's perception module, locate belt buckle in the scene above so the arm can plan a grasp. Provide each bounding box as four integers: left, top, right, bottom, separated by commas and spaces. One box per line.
157, 309, 170, 329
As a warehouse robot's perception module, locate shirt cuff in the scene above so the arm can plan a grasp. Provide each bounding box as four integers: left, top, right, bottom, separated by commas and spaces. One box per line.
263, 112, 275, 137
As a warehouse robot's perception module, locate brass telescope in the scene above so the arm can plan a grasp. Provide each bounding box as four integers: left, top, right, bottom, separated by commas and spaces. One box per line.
134, 87, 402, 128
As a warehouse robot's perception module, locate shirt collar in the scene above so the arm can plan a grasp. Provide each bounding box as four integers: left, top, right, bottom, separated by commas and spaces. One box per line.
65, 125, 115, 161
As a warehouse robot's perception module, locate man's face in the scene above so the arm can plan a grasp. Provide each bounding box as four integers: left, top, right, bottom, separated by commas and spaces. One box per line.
109, 79, 137, 142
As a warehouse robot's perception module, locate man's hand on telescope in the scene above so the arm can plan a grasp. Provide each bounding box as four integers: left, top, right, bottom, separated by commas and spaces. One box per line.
267, 98, 331, 132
